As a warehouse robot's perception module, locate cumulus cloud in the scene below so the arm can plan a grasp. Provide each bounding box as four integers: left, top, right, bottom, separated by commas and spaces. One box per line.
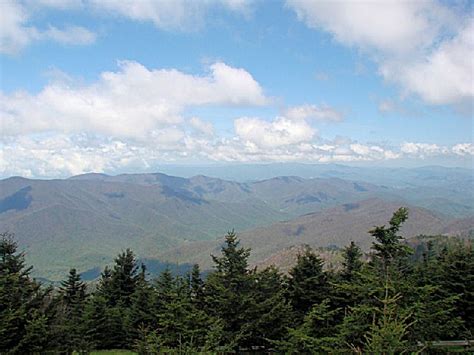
0, 61, 267, 139
383, 22, 474, 105
0, 0, 96, 54
234, 116, 316, 148
400, 142, 449, 157
231, 103, 343, 150
452, 143, 474, 156
286, 0, 473, 108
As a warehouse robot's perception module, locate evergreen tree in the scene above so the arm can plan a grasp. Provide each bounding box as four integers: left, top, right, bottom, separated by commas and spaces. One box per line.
203, 230, 255, 350
154, 267, 174, 315
363, 292, 413, 354
82, 294, 127, 349
156, 274, 211, 351
341, 241, 363, 281
276, 299, 339, 353
370, 207, 411, 272
287, 246, 328, 319
435, 241, 474, 335
82, 249, 141, 349
248, 266, 292, 349
56, 268, 88, 352
0, 233, 52, 353
128, 264, 156, 341
190, 264, 204, 303
60, 268, 87, 317
337, 209, 413, 351
109, 249, 140, 307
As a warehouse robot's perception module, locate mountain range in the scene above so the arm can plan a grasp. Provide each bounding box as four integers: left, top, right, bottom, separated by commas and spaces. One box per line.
0, 164, 472, 280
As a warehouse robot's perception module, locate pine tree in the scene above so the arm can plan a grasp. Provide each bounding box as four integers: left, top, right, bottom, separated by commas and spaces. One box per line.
203, 230, 255, 350
154, 267, 174, 315
370, 207, 411, 272
190, 264, 204, 303
337, 209, 413, 351
109, 249, 140, 307
156, 275, 211, 351
56, 268, 88, 352
435, 241, 474, 335
276, 299, 340, 353
287, 246, 328, 320
341, 241, 363, 281
82, 250, 141, 349
128, 264, 156, 341
83, 293, 128, 349
60, 268, 87, 317
249, 266, 292, 349
363, 292, 413, 354
0, 232, 52, 353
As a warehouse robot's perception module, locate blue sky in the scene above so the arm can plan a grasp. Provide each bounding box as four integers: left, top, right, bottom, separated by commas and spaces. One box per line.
0, 0, 473, 177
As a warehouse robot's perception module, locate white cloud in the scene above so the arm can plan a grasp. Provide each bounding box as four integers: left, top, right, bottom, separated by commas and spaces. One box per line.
452, 143, 474, 156
231, 104, 342, 151
382, 22, 474, 105
0, 0, 96, 54
284, 104, 343, 122
286, 0, 473, 107
1, 0, 253, 54
234, 116, 316, 148
400, 142, 448, 157
1, 133, 472, 177
0, 1, 38, 54
0, 61, 267, 139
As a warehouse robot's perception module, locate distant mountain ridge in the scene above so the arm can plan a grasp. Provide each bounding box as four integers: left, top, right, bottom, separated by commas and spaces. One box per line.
0, 166, 472, 280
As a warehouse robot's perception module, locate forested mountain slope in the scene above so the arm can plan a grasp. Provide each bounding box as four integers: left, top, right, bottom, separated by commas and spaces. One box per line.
1, 170, 472, 280
159, 198, 473, 270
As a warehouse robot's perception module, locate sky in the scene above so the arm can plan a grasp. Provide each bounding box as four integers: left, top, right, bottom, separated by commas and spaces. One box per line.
0, 0, 473, 178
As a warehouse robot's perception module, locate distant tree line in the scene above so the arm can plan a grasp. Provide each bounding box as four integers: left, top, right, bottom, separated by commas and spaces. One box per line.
0, 208, 473, 353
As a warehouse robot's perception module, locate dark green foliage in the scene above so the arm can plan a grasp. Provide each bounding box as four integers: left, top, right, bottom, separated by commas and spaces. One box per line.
341, 241, 363, 281
370, 207, 412, 267
127, 265, 156, 340
2, 208, 473, 352
247, 266, 293, 348
203, 230, 256, 349
53, 268, 89, 352
108, 249, 140, 307
434, 241, 474, 335
277, 299, 339, 352
0, 232, 52, 353
288, 246, 328, 319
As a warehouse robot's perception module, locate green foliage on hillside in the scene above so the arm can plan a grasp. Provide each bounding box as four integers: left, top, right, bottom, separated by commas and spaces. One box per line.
1, 209, 473, 353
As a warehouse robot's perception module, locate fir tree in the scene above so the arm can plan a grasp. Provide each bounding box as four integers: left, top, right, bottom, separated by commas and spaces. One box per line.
341, 241, 363, 281
56, 268, 88, 352
288, 246, 328, 319
204, 230, 255, 350
0, 233, 52, 353
249, 266, 292, 349
109, 249, 140, 307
